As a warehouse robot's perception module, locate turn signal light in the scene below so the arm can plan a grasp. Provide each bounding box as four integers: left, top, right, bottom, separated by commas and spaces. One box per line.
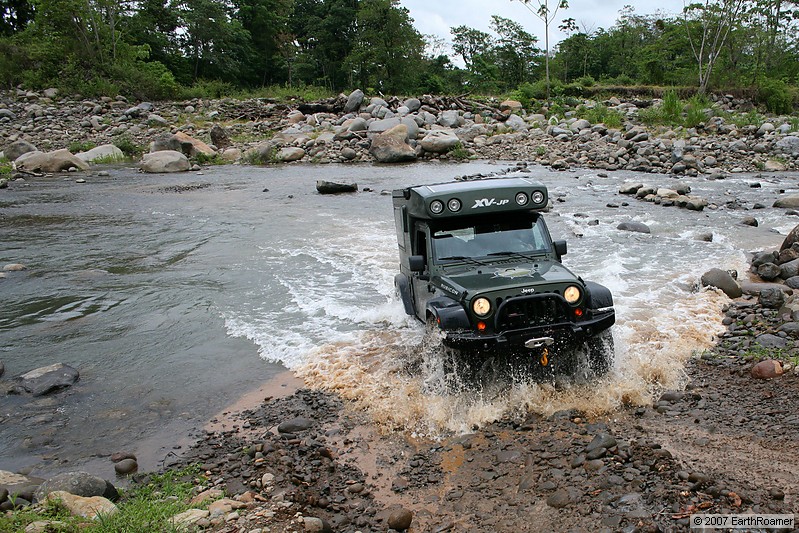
574, 308, 584, 318
477, 321, 487, 331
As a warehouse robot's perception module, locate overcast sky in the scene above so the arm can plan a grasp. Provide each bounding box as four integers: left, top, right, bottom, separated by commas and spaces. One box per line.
399, 0, 687, 53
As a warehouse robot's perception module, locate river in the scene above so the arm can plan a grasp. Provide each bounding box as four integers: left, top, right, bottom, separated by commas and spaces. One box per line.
0, 161, 795, 477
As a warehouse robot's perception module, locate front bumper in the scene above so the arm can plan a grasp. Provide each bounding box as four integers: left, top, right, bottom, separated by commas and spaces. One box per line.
440, 309, 615, 350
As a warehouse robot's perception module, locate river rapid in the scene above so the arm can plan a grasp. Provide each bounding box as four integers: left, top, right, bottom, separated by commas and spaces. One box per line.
1, 161, 796, 477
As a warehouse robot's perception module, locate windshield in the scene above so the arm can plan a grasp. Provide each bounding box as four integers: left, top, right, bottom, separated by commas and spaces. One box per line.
432, 214, 551, 263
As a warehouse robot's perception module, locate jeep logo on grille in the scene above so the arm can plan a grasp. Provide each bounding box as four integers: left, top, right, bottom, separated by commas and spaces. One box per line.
472, 198, 510, 209
521, 287, 535, 294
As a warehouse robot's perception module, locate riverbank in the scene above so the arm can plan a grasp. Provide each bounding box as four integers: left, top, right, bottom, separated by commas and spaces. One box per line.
1, 89, 798, 180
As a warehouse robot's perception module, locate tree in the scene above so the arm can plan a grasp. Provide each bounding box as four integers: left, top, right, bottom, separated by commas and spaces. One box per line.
682, 0, 746, 93
518, 0, 568, 98
1, 0, 33, 35
490, 15, 540, 88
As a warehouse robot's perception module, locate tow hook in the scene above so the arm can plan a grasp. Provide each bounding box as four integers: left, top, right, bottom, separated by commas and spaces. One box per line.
524, 337, 554, 350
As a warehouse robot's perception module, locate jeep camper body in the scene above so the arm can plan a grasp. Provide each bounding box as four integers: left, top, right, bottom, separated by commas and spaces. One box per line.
392, 177, 615, 373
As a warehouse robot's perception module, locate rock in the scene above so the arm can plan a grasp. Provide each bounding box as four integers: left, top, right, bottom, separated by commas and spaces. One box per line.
546, 489, 572, 508
16, 149, 90, 172
341, 147, 357, 160
76, 144, 125, 163
149, 134, 183, 153
277, 417, 313, 433
420, 130, 460, 153
701, 268, 742, 298
113, 459, 138, 475
25, 520, 68, 533
774, 195, 799, 209
781, 258, 799, 279
0, 178, 7, 189
751, 360, 784, 379
140, 150, 190, 173
387, 507, 413, 530
741, 216, 758, 227
765, 159, 787, 171
438, 110, 461, 128
585, 433, 617, 452
785, 276, 799, 289
617, 221, 651, 234
0, 360, 4, 378
35, 471, 117, 502
303, 516, 332, 533
44, 491, 118, 520
171, 508, 210, 528
209, 124, 230, 149
499, 100, 523, 113
755, 334, 787, 349
221, 148, 241, 162
369, 124, 416, 163
775, 135, 799, 156
344, 89, 364, 113
110, 451, 136, 463
316, 181, 357, 194
759, 287, 786, 309
757, 262, 781, 281
504, 114, 527, 131
780, 225, 799, 251
14, 363, 79, 396
173, 131, 215, 157
3, 263, 27, 271
403, 98, 421, 112
276, 147, 306, 162
4, 140, 37, 161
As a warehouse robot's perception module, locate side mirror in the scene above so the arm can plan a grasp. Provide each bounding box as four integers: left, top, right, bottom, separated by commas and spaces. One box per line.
554, 240, 567, 259
409, 255, 426, 272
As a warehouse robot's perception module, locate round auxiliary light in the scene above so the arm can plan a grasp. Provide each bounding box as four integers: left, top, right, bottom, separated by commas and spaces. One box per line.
448, 198, 462, 212
430, 200, 444, 214
564, 285, 582, 305
531, 191, 545, 204
472, 297, 492, 317
515, 192, 529, 206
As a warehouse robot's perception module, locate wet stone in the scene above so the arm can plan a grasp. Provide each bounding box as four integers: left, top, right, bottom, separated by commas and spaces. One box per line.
586, 433, 617, 452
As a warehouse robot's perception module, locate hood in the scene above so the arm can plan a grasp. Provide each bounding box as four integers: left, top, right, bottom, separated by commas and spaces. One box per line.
434, 259, 579, 297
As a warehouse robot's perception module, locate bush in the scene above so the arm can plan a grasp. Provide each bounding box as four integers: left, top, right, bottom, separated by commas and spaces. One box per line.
574, 75, 595, 87
69, 141, 96, 153
578, 103, 623, 129
756, 78, 794, 115
113, 136, 145, 158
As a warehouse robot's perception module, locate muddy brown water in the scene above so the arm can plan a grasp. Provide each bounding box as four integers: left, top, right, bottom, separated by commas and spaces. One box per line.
1, 162, 797, 479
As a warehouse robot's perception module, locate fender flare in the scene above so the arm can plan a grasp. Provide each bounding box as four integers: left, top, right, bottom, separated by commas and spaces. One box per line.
394, 274, 415, 316
585, 281, 614, 309
426, 296, 471, 330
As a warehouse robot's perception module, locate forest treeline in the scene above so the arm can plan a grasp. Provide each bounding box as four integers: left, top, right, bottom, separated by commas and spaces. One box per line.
0, 0, 797, 111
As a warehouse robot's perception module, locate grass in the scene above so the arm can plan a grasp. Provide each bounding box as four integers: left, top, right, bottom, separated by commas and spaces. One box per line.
576, 103, 623, 129
0, 466, 207, 533
68, 141, 96, 154
194, 152, 228, 165
113, 136, 146, 158
638, 90, 714, 128
1, 157, 11, 176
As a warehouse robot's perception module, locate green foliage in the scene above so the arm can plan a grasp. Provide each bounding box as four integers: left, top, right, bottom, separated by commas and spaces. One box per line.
577, 103, 623, 129
638, 91, 714, 128
1, 159, 12, 176
447, 142, 471, 160
194, 152, 227, 165
113, 136, 146, 158
69, 141, 96, 154
756, 78, 795, 115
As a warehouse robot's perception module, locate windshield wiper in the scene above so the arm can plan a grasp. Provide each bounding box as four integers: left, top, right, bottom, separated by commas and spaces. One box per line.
487, 250, 545, 259
438, 255, 488, 266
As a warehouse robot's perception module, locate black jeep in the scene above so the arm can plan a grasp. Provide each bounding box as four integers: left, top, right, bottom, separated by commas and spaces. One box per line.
392, 177, 615, 375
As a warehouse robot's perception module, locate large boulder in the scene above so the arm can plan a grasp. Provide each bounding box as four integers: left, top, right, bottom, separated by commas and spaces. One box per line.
15, 150, 89, 172
44, 492, 118, 520
420, 130, 460, 153
367, 117, 401, 136
140, 150, 190, 173
369, 124, 416, 163
13, 363, 79, 396
276, 147, 305, 162
76, 144, 125, 163
775, 136, 799, 156
4, 140, 37, 162
316, 181, 357, 194
209, 124, 230, 149
773, 195, 799, 209
780, 225, 799, 251
35, 472, 118, 502
617, 221, 651, 234
344, 89, 365, 113
173, 132, 215, 157
149, 134, 183, 153
700, 268, 742, 298
438, 110, 461, 128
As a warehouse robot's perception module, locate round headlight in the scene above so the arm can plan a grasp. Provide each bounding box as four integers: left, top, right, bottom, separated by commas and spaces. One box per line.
447, 198, 462, 212
563, 285, 582, 304
472, 297, 491, 317
430, 200, 444, 214
531, 191, 545, 204
515, 192, 529, 206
